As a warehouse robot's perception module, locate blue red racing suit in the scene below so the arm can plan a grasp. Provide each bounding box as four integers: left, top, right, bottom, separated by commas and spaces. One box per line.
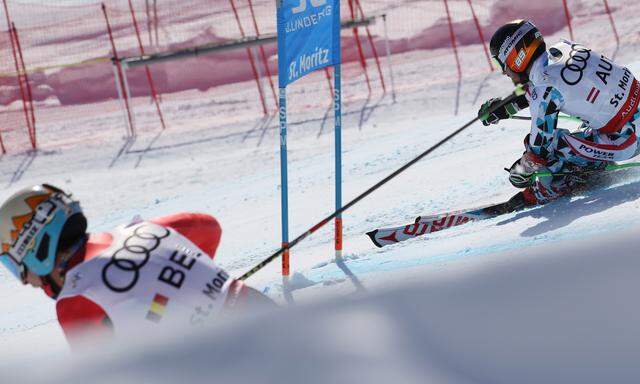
521, 87, 640, 205
515, 41, 640, 205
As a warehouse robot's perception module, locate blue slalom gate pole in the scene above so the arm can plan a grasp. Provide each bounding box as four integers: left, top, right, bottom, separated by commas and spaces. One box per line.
278, 87, 290, 276
334, 64, 343, 259
276, 0, 341, 275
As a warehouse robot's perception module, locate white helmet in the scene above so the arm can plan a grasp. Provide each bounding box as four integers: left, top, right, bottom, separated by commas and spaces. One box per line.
0, 184, 84, 282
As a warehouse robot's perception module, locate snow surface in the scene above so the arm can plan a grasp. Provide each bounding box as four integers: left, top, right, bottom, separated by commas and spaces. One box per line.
2, 0, 640, 382
10, 228, 640, 384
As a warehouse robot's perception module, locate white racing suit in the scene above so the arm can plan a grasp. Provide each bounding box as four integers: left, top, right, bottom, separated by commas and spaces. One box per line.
518, 40, 640, 205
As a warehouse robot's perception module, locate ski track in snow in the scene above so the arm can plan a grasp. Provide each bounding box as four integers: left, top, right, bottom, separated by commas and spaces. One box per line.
2, 0, 640, 355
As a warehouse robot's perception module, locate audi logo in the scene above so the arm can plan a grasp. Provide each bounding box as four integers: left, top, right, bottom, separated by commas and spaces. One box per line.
561, 44, 591, 86
101, 225, 170, 293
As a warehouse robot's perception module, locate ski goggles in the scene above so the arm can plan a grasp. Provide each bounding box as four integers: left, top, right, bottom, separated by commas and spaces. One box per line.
492, 55, 506, 72
0, 193, 81, 281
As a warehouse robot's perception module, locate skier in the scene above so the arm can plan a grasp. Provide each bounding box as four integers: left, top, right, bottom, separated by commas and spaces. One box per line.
0, 184, 272, 347
478, 19, 640, 206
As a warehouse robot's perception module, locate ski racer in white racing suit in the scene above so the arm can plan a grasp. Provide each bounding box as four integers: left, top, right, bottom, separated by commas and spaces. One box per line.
480, 20, 640, 206
0, 185, 275, 349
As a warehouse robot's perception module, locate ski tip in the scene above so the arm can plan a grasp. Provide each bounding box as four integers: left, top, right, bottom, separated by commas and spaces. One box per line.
366, 230, 383, 248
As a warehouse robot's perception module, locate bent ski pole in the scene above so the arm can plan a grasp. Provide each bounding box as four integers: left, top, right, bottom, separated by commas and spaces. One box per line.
511, 114, 583, 123
238, 85, 527, 281
532, 162, 640, 179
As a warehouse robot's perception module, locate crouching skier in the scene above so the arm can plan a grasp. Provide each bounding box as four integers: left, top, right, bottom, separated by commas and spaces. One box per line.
0, 184, 273, 348
478, 19, 640, 208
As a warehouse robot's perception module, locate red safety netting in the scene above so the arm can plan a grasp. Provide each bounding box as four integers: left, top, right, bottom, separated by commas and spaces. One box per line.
0, 0, 637, 152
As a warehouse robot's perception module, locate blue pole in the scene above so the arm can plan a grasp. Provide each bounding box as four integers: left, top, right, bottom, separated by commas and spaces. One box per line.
279, 87, 290, 276
334, 63, 343, 259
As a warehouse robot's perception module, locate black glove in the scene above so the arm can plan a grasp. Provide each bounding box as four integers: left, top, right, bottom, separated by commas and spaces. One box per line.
506, 152, 546, 188
478, 94, 529, 126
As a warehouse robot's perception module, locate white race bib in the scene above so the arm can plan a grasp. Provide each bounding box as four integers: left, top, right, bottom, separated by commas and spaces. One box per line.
58, 221, 232, 330
531, 40, 639, 133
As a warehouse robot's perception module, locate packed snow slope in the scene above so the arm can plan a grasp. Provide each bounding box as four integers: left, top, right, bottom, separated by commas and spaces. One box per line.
1, 0, 640, 381
10, 227, 640, 384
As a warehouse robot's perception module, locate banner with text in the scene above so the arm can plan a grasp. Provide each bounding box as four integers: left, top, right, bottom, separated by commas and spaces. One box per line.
277, 0, 341, 87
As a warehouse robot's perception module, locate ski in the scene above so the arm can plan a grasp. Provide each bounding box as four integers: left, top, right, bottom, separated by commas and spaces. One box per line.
366, 194, 524, 248
367, 161, 640, 248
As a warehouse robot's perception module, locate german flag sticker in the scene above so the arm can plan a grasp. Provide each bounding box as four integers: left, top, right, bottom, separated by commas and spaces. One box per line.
146, 294, 169, 323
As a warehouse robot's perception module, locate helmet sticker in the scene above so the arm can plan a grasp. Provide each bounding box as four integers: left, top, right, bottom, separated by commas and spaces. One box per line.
1, 192, 52, 257
497, 21, 536, 64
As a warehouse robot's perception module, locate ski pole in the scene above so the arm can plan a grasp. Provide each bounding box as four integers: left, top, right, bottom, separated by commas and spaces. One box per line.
511, 114, 583, 123
532, 161, 640, 179
238, 85, 527, 281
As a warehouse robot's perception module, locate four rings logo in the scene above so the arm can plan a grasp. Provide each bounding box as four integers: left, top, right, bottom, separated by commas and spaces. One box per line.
561, 44, 591, 85
102, 225, 170, 293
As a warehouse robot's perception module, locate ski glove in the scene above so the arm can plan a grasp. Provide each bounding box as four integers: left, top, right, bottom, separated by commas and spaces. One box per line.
478, 94, 529, 126
507, 152, 546, 188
